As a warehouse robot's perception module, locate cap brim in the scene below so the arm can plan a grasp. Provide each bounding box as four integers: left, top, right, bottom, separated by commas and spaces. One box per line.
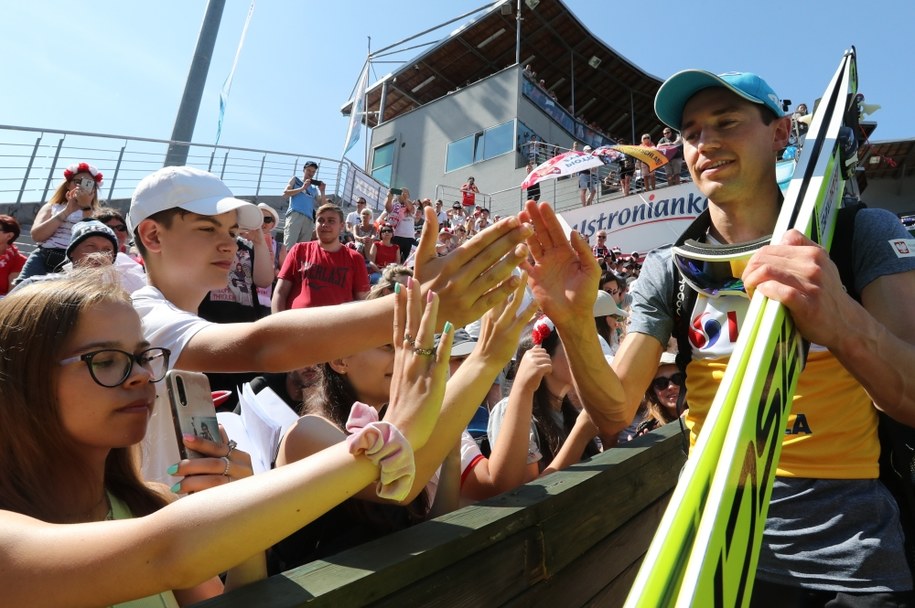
180, 195, 262, 230
450, 341, 478, 357
655, 69, 764, 131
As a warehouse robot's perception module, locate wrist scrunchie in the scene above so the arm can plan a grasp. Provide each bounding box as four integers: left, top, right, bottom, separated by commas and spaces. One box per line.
345, 402, 415, 501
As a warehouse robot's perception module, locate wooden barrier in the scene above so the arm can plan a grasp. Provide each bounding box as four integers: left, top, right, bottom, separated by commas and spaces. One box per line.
194, 423, 687, 608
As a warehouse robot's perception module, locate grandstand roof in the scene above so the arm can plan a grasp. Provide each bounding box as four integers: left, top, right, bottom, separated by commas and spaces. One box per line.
342, 0, 665, 141
863, 138, 915, 180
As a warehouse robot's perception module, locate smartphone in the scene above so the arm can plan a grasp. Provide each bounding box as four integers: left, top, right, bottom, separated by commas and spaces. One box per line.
390, 187, 403, 196
165, 370, 219, 459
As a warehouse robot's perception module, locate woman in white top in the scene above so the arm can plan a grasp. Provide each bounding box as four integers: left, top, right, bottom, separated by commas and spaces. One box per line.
18, 162, 102, 282
384, 187, 415, 262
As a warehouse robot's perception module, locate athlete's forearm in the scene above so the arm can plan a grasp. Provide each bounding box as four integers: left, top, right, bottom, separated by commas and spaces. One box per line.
555, 323, 630, 436
833, 291, 915, 426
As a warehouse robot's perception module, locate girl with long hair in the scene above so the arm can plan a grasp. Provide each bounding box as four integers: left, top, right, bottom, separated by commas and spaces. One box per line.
488, 317, 601, 475
0, 269, 450, 607
19, 162, 103, 282
635, 352, 686, 436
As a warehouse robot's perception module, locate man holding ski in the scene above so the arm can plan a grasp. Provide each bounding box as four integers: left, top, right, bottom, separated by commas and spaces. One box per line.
522, 67, 915, 605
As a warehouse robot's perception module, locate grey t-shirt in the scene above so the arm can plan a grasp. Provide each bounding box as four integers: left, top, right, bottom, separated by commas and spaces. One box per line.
628, 207, 915, 591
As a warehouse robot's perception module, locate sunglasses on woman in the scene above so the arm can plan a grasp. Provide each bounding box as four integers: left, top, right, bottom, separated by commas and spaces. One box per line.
262, 216, 276, 225
59, 347, 171, 388
651, 372, 685, 392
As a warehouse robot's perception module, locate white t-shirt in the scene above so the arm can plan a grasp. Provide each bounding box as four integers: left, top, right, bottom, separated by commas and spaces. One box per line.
115, 252, 148, 294
132, 286, 214, 485
345, 210, 362, 228
486, 397, 543, 466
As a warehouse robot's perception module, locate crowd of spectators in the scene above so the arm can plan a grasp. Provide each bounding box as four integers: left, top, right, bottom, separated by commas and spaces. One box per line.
0, 159, 683, 606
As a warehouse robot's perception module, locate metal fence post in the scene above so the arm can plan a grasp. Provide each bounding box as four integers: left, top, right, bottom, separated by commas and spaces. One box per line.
16, 135, 43, 204
219, 151, 229, 180
41, 137, 66, 204
108, 143, 127, 202
255, 154, 266, 197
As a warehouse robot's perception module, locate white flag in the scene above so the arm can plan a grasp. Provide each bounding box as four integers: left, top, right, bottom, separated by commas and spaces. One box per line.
216, 0, 256, 145
343, 60, 370, 155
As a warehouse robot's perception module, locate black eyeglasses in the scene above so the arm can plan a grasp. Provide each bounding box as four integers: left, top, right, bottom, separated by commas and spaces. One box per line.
59, 347, 171, 387
108, 224, 128, 233
651, 372, 684, 392
380, 229, 393, 234
262, 216, 276, 225
597, 235, 606, 240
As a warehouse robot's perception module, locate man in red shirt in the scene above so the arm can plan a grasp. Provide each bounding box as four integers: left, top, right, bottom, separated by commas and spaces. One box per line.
272, 203, 370, 311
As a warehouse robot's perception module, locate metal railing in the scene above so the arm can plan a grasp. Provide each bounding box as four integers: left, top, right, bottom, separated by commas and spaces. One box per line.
0, 124, 388, 212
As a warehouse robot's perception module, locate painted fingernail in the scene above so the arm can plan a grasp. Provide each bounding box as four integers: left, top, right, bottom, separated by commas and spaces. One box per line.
444, 321, 453, 334
394, 282, 401, 294
427, 290, 434, 303
407, 276, 415, 289
170, 483, 182, 493
166, 463, 179, 475
183, 433, 196, 441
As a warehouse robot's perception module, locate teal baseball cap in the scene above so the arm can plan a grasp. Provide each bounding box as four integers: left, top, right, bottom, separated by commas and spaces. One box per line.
655, 70, 784, 130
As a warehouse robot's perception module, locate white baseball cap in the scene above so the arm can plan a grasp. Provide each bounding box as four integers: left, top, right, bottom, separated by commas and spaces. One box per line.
593, 290, 628, 318
128, 166, 261, 232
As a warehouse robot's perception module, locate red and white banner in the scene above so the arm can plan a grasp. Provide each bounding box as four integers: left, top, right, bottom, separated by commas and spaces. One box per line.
521, 151, 604, 190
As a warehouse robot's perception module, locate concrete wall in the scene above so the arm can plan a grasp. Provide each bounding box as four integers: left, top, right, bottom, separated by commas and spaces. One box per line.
370, 66, 522, 200
862, 175, 915, 216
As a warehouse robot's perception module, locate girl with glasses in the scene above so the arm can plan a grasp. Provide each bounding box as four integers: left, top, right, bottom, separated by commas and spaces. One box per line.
18, 162, 103, 283
0, 269, 451, 607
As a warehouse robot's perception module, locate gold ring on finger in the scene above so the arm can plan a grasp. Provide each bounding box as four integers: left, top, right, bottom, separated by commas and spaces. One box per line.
413, 346, 435, 357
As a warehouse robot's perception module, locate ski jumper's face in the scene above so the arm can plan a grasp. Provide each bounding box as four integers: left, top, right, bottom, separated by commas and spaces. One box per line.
680, 88, 790, 209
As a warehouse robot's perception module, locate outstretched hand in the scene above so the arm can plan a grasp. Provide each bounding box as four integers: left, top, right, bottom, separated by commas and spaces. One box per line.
473, 272, 539, 368
518, 201, 601, 326
386, 278, 452, 450
742, 229, 853, 348
413, 206, 532, 329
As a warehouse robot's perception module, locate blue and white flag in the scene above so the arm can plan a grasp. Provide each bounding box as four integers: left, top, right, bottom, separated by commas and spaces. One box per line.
343, 60, 370, 155
216, 0, 256, 145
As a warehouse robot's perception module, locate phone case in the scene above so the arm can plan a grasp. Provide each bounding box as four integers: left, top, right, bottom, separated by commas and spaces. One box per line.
165, 370, 219, 460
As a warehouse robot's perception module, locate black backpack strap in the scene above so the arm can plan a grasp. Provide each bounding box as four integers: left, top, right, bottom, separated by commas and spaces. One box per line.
829, 202, 866, 302
673, 264, 697, 376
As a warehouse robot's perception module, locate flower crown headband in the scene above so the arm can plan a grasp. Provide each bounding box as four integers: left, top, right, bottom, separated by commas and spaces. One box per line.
531, 316, 555, 346
63, 162, 103, 185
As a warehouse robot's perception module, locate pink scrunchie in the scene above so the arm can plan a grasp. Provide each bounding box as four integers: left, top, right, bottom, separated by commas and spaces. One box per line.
346, 402, 416, 501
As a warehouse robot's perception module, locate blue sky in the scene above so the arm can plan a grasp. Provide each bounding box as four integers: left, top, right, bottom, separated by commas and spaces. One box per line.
3, 0, 912, 170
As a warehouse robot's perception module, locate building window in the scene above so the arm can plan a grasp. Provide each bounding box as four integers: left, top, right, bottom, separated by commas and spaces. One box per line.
372, 141, 395, 187
446, 135, 475, 173
446, 120, 515, 172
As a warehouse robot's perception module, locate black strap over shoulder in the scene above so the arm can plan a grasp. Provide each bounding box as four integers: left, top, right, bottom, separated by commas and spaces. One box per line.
829, 202, 867, 302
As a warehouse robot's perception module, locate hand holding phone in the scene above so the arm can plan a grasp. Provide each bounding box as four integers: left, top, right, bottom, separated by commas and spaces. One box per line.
166, 370, 220, 460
